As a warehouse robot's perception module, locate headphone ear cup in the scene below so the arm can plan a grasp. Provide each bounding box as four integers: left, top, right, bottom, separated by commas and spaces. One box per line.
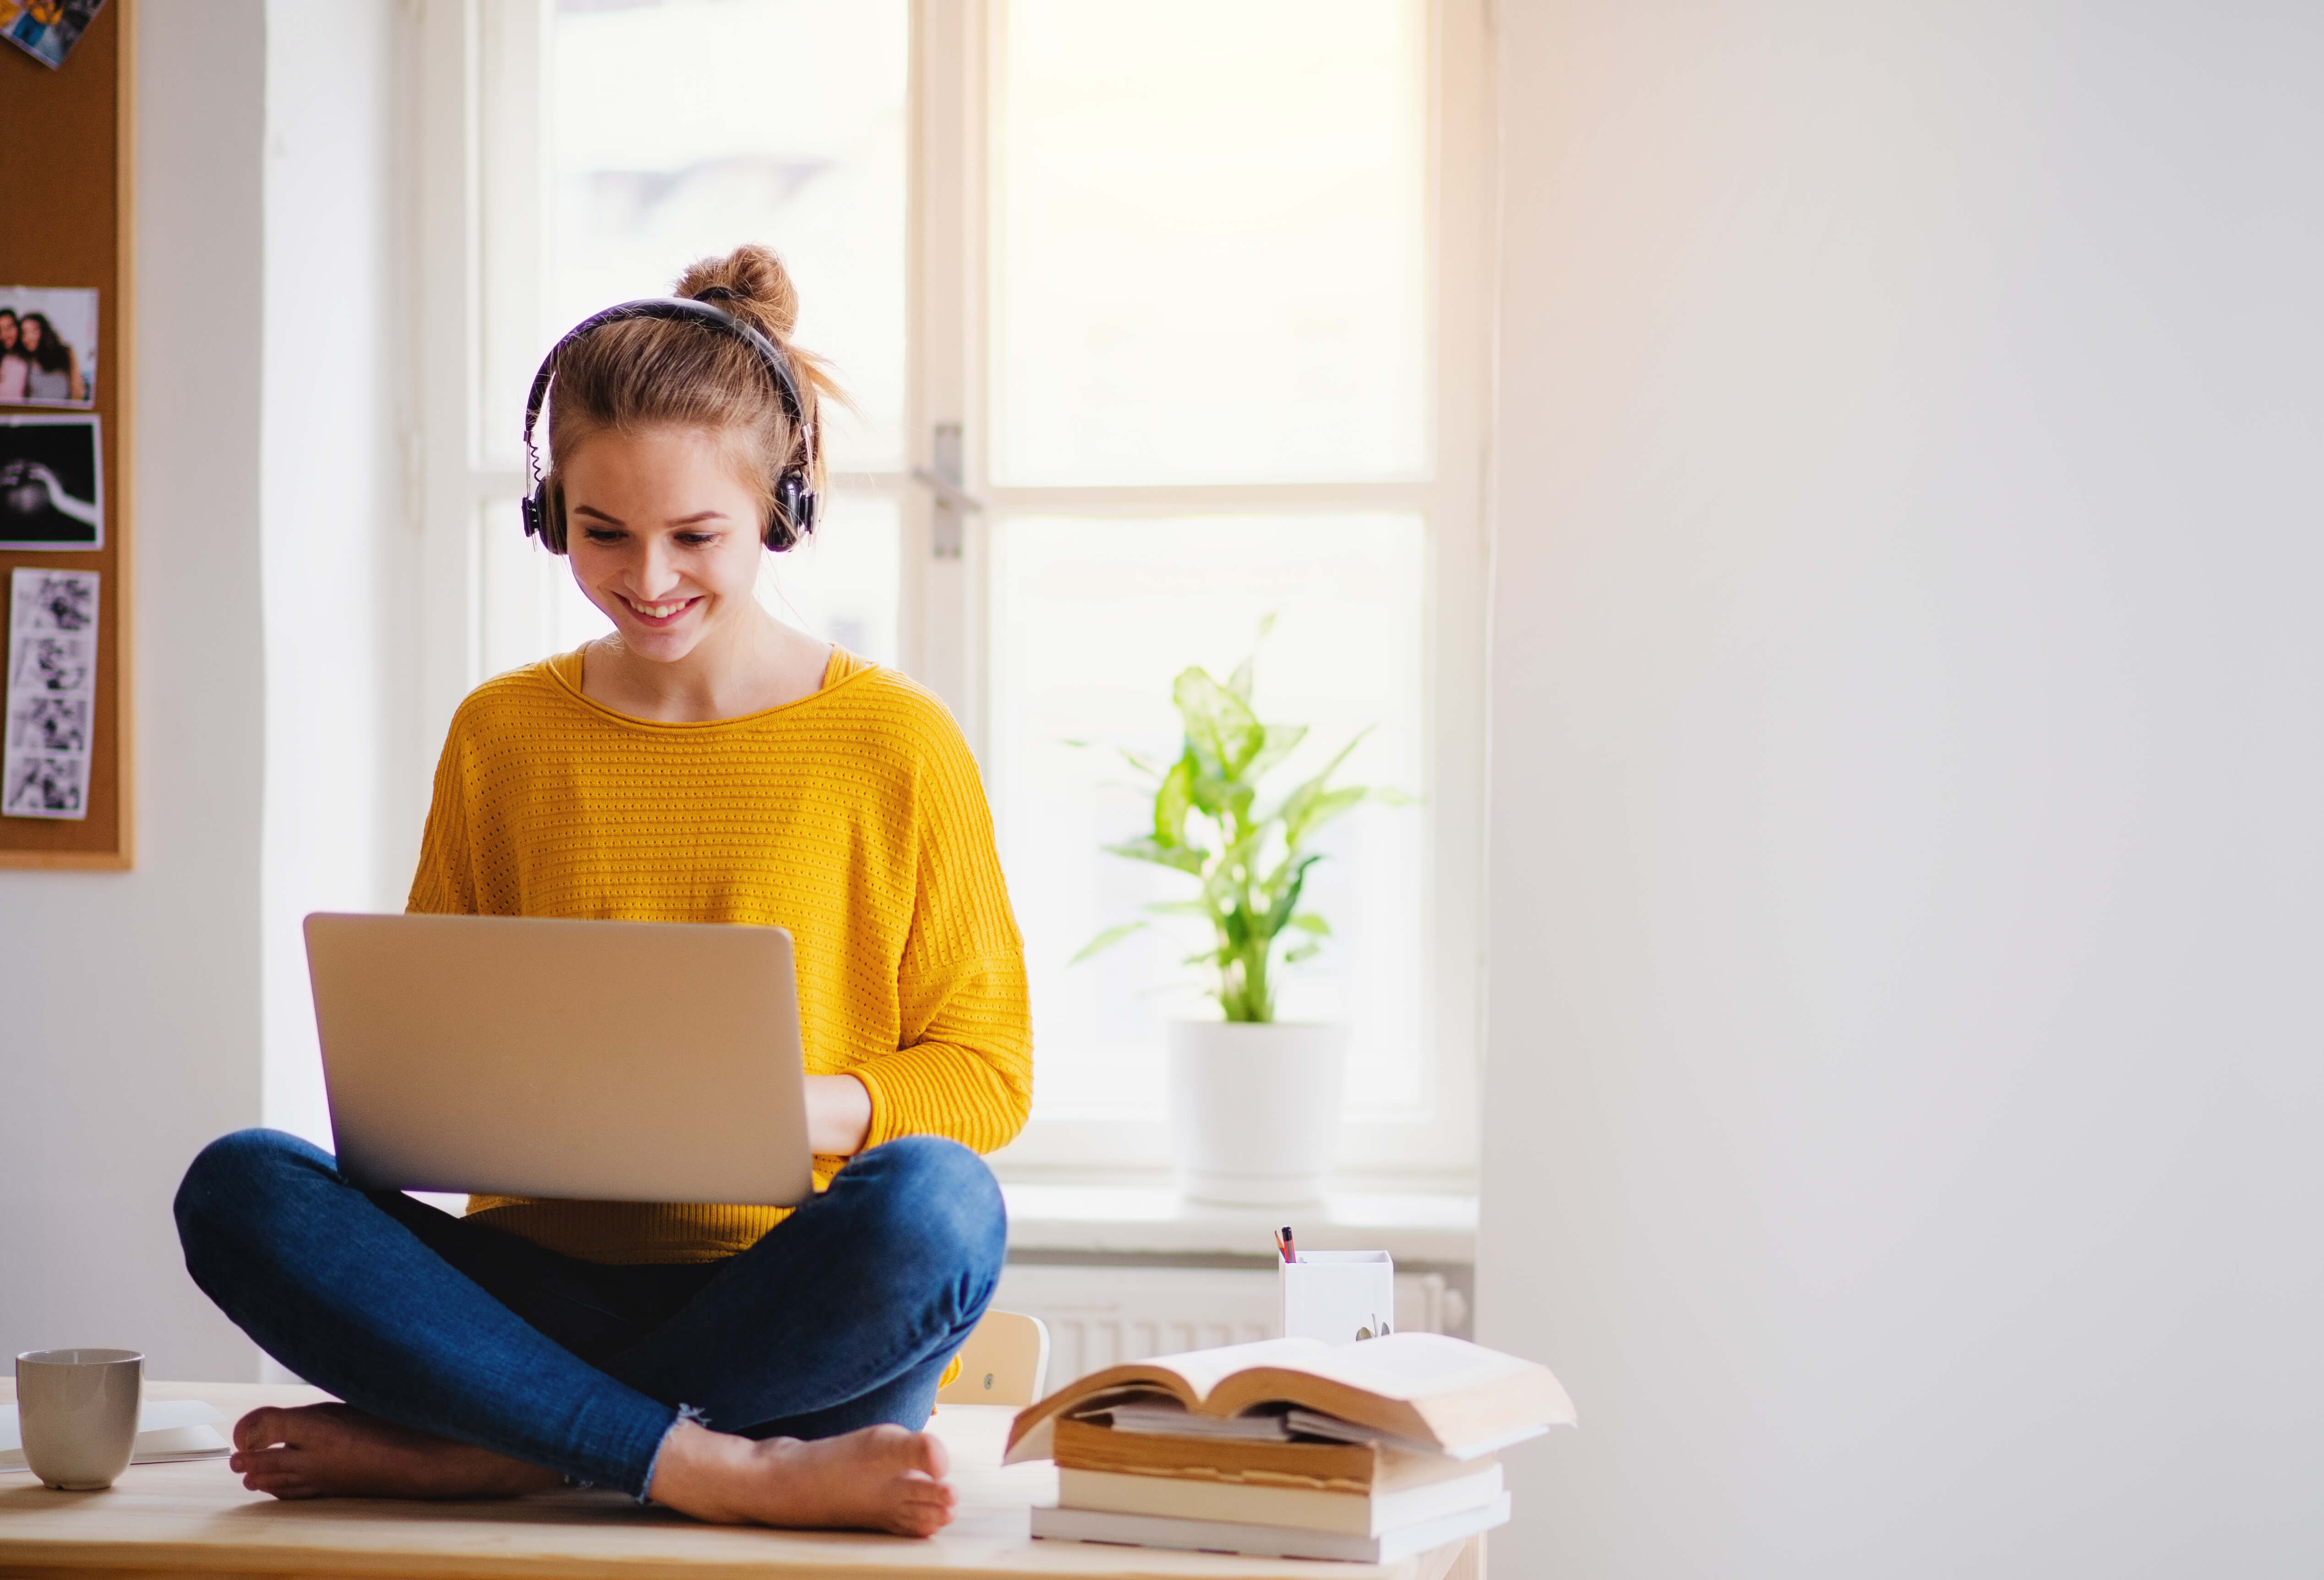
539, 480, 567, 555
770, 472, 809, 551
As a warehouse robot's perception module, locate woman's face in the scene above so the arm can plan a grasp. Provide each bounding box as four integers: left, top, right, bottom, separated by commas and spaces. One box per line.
561, 424, 768, 666
0, 317, 16, 351
17, 318, 39, 352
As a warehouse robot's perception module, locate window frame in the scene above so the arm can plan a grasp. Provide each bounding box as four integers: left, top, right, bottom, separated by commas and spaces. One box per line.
410, 0, 1489, 1190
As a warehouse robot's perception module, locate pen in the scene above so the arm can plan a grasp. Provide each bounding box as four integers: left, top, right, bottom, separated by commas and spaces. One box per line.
1276, 1225, 1298, 1264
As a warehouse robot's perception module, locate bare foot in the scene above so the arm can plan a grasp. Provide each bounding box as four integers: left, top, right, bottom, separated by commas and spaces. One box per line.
645, 1420, 956, 1536
229, 1404, 562, 1501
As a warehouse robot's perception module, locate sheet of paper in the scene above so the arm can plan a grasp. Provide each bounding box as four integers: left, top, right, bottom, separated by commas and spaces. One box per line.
5, 566, 98, 819
0, 1399, 228, 1471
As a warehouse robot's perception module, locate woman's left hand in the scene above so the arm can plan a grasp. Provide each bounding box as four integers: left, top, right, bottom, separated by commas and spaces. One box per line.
806, 1073, 873, 1156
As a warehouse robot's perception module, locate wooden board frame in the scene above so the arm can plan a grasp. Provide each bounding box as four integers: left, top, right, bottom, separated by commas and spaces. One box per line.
0, 0, 134, 869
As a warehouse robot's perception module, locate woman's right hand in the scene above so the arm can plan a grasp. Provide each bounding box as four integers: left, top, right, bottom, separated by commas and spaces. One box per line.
805, 1074, 874, 1157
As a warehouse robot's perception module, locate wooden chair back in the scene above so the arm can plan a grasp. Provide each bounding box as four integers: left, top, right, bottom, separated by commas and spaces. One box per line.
936, 1309, 1051, 1406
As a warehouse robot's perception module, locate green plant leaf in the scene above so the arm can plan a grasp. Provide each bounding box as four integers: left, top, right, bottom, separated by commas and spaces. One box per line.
1287, 913, 1332, 936
1265, 854, 1322, 937
1142, 899, 1211, 917
1070, 920, 1149, 964
1117, 747, 1166, 779
1244, 723, 1308, 784
1174, 667, 1266, 781
1152, 754, 1196, 847
1224, 613, 1278, 702
1285, 785, 1369, 851
1187, 762, 1240, 818
1219, 902, 1250, 950
1268, 728, 1371, 837
1103, 836, 1207, 875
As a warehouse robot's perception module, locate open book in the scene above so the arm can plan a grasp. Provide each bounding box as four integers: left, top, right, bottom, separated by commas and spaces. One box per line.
1005, 1332, 1575, 1465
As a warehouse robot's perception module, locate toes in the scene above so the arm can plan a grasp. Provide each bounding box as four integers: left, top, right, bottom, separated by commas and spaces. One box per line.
231, 1446, 298, 1476
241, 1466, 312, 1498
893, 1491, 955, 1537
912, 1430, 949, 1480
233, 1407, 292, 1452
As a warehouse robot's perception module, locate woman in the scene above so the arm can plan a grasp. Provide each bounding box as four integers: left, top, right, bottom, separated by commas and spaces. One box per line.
172, 246, 1031, 1537
17, 312, 85, 403
0, 310, 27, 402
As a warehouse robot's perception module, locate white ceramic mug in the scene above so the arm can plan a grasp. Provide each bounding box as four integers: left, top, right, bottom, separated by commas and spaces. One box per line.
15, 1348, 142, 1490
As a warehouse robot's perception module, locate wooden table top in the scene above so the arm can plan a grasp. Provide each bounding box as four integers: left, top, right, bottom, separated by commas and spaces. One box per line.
0, 1382, 1479, 1580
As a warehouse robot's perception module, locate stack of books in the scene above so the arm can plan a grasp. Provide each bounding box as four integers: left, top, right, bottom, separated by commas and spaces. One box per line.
1009, 1332, 1574, 1563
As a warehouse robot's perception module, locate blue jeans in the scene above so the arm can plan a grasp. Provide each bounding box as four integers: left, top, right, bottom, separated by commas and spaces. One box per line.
173, 1129, 1004, 1499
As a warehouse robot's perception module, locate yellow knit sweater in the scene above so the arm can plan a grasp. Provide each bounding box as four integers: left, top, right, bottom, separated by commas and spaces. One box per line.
407, 645, 1032, 1264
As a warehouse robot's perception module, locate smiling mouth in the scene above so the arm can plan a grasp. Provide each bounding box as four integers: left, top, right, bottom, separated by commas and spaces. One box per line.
621, 595, 700, 626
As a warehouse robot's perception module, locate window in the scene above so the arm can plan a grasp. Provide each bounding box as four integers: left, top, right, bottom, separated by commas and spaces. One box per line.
414, 0, 1488, 1186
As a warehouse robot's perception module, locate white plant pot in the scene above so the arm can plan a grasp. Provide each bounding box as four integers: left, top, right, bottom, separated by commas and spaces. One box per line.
1166, 1020, 1348, 1207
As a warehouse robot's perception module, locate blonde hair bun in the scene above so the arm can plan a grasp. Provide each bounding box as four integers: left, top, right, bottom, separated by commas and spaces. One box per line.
676, 244, 801, 344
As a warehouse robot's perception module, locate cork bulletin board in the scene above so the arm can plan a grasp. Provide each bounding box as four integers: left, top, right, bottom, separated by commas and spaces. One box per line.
0, 0, 133, 867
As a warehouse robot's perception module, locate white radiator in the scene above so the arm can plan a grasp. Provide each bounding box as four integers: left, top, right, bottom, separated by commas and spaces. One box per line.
993, 1264, 1461, 1389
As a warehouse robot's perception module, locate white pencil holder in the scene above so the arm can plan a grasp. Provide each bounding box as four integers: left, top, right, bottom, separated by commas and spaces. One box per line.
1279, 1249, 1397, 1345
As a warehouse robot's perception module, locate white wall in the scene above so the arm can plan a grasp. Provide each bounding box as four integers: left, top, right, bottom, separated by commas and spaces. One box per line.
0, 0, 270, 1379
1478, 2, 2324, 1575
260, 0, 416, 1150
0, 0, 416, 1380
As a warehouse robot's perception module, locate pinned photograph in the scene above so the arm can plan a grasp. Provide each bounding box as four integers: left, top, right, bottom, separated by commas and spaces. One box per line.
4, 566, 97, 820
0, 0, 108, 70
6, 693, 89, 754
0, 415, 102, 548
3, 752, 87, 818
0, 287, 98, 408
11, 568, 97, 632
9, 633, 93, 695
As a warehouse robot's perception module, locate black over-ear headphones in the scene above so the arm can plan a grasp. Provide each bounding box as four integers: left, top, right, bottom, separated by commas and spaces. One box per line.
519, 294, 818, 553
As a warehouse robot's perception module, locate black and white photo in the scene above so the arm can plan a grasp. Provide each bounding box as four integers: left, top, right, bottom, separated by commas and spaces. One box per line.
11, 568, 97, 632
3, 752, 87, 818
8, 633, 93, 695
0, 287, 98, 407
6, 693, 89, 754
3, 567, 98, 820
0, 414, 102, 548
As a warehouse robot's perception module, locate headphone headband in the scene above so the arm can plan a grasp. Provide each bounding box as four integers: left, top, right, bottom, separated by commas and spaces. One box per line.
518, 295, 818, 552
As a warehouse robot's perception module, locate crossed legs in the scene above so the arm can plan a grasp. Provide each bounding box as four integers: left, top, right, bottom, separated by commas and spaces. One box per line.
174, 1131, 1004, 1533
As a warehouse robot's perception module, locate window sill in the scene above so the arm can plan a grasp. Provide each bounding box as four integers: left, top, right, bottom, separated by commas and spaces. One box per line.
998, 1180, 1478, 1265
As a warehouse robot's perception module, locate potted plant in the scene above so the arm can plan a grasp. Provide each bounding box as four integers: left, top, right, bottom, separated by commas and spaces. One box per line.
1077, 626, 1407, 1205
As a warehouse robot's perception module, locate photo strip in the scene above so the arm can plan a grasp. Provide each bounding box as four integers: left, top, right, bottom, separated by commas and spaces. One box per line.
5, 568, 99, 819
0, 414, 102, 548
0, 286, 99, 409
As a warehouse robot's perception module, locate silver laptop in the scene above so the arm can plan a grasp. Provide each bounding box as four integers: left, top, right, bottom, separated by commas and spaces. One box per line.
304, 913, 814, 1205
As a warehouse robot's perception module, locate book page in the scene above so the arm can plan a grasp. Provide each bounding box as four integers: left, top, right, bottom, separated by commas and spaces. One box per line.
1005, 1337, 1332, 1464
1270, 1332, 1558, 1405
1139, 1336, 1332, 1402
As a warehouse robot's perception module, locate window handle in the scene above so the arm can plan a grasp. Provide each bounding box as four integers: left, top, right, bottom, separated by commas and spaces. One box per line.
912, 422, 982, 559
910, 467, 986, 515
